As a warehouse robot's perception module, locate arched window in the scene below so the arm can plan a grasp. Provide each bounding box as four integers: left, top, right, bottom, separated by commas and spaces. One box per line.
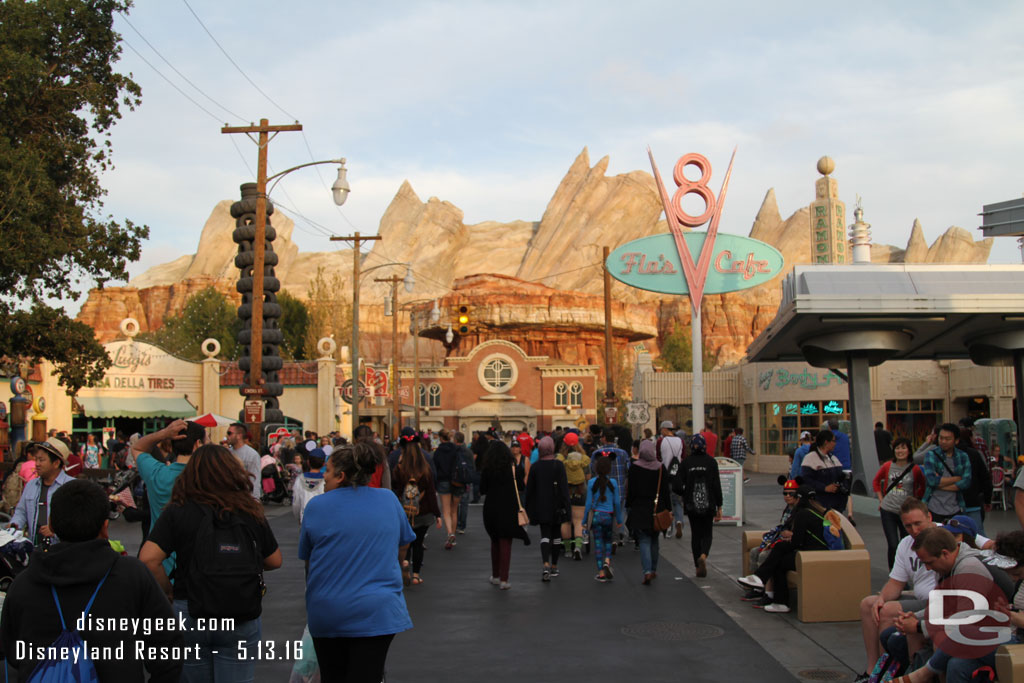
569, 382, 583, 407
554, 382, 568, 407
418, 383, 427, 408
428, 383, 441, 408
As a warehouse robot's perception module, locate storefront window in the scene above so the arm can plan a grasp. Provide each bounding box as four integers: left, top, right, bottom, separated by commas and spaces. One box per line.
759, 400, 848, 456
885, 399, 943, 451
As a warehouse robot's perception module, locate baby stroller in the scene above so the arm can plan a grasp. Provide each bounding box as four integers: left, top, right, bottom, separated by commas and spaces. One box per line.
261, 461, 291, 505
0, 528, 32, 592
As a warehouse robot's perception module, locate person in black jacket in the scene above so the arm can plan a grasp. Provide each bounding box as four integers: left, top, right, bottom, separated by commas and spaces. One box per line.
481, 441, 529, 589
957, 426, 991, 535
524, 436, 571, 582
0, 479, 183, 682
432, 429, 462, 549
737, 485, 835, 613
626, 440, 671, 585
679, 435, 723, 578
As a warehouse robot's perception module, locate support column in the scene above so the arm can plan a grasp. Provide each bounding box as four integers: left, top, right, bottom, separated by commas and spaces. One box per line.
317, 356, 336, 437
846, 353, 877, 495
1015, 350, 1024, 458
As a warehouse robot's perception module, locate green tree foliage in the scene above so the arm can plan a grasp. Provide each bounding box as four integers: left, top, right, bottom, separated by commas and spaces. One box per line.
304, 268, 351, 362
0, 0, 147, 393
657, 324, 716, 372
277, 290, 310, 361
139, 288, 241, 361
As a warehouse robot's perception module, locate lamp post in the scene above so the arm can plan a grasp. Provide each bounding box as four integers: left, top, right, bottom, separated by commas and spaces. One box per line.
221, 114, 348, 442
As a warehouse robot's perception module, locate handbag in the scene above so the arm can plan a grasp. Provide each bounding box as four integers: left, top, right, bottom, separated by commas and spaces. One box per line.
652, 466, 673, 532
512, 464, 530, 527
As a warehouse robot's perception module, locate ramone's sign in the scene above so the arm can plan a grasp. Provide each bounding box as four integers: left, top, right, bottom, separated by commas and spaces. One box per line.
607, 232, 784, 295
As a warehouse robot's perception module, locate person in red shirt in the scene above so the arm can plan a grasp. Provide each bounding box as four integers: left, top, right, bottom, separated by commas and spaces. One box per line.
516, 431, 535, 458
699, 423, 718, 458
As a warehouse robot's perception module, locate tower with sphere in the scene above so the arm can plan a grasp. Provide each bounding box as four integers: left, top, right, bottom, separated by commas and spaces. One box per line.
809, 156, 848, 264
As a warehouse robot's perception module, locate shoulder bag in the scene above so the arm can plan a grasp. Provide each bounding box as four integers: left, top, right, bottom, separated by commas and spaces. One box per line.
512, 464, 529, 527
652, 467, 673, 532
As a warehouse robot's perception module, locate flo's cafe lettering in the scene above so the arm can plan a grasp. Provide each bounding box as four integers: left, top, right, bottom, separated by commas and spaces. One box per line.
619, 249, 771, 281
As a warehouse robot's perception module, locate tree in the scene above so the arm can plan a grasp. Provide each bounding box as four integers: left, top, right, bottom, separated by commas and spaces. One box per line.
0, 0, 147, 393
139, 288, 241, 361
657, 324, 716, 372
277, 290, 310, 361
304, 268, 351, 362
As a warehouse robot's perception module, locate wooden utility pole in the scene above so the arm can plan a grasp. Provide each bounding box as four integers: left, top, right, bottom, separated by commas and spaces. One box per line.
412, 315, 420, 431
376, 275, 403, 440
222, 119, 302, 443
330, 232, 382, 436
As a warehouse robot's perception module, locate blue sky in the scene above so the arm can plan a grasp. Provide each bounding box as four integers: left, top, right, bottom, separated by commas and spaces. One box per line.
88, 1, 1024, 307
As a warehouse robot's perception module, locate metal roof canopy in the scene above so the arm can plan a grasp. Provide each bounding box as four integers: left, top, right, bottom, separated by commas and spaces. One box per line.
748, 264, 1024, 497
748, 264, 1024, 364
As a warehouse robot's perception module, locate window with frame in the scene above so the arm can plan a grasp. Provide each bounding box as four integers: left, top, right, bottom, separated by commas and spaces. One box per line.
569, 382, 583, 406
885, 399, 943, 451
758, 400, 849, 456
554, 382, 569, 407
418, 383, 442, 408
480, 356, 515, 393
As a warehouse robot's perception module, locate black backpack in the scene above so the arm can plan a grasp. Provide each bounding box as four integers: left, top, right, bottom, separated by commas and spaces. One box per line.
188, 505, 265, 621
685, 465, 712, 515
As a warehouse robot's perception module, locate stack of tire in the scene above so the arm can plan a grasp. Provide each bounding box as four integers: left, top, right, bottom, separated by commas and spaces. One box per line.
231, 183, 284, 424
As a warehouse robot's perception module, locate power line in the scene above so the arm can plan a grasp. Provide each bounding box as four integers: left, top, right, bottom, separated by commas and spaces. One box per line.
118, 13, 245, 123
121, 39, 224, 124
180, 0, 296, 121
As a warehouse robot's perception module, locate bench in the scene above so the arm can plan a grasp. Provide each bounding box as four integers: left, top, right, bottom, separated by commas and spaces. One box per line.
741, 511, 871, 623
997, 645, 1024, 682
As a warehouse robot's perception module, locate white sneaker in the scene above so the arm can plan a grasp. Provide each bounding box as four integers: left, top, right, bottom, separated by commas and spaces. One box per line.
489, 576, 500, 585
500, 581, 512, 590
737, 574, 764, 590
764, 602, 790, 613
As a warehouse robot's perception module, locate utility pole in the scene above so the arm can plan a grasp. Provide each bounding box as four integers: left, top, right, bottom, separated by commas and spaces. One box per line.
603, 246, 617, 424
376, 275, 403, 440
330, 232, 382, 436
412, 315, 421, 431
222, 118, 302, 443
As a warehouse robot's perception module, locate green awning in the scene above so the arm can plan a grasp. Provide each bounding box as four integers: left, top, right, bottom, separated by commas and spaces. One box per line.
77, 396, 196, 419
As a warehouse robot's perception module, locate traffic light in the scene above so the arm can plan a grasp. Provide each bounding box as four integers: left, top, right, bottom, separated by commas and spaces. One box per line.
458, 305, 470, 334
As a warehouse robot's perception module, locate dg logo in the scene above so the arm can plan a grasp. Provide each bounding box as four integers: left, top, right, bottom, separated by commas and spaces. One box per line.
925, 573, 1012, 659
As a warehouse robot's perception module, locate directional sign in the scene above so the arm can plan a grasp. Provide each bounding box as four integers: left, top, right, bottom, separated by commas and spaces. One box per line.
606, 233, 784, 296
243, 399, 264, 424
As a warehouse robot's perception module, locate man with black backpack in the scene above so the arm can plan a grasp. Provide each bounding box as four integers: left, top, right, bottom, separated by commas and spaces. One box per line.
0, 479, 184, 681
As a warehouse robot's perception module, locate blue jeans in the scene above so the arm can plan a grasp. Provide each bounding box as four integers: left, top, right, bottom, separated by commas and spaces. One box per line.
932, 636, 1017, 682
637, 530, 660, 574
670, 493, 685, 529
457, 484, 471, 530
879, 508, 907, 569
174, 600, 261, 683
964, 507, 986, 536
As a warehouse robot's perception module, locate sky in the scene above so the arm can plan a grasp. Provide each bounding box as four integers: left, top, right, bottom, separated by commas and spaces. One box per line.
80, 1, 1024, 311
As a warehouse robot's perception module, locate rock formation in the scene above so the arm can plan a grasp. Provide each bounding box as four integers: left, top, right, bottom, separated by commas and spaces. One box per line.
78, 148, 994, 369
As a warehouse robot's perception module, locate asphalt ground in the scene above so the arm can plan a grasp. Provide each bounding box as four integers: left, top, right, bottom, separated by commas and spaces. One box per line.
101, 474, 1023, 682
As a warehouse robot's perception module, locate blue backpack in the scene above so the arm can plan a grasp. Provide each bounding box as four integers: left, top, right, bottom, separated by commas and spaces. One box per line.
27, 568, 110, 682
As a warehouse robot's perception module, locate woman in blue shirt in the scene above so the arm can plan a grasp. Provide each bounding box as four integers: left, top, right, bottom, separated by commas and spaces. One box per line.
583, 456, 623, 582
299, 441, 416, 682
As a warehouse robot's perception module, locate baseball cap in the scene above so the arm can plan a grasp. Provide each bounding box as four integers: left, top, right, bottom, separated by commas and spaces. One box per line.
563, 432, 579, 447
659, 420, 674, 430
941, 515, 979, 539
400, 426, 418, 442
800, 431, 812, 440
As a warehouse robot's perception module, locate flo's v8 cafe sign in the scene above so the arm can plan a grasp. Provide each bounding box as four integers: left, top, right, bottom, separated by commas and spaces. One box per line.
608, 233, 783, 295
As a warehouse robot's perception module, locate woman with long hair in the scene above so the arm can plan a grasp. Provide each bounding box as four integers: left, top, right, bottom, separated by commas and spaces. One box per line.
300, 442, 416, 682
481, 440, 530, 589
140, 444, 282, 682
583, 455, 622, 582
432, 429, 462, 549
625, 440, 672, 585
392, 435, 441, 586
872, 437, 926, 569
556, 433, 590, 560
524, 436, 570, 581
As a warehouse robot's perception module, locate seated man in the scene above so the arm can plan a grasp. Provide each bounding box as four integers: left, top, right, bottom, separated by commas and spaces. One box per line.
0, 479, 183, 681
854, 498, 937, 682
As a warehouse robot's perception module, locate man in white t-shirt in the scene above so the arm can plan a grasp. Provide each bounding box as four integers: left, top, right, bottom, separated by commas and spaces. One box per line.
854, 497, 936, 682
658, 420, 686, 538
227, 422, 262, 500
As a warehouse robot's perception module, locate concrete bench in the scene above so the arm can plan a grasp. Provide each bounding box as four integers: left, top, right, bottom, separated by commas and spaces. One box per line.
741, 511, 871, 623
997, 644, 1024, 682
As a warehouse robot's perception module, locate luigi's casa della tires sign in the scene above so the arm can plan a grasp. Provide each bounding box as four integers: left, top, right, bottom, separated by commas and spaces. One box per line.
606, 232, 784, 295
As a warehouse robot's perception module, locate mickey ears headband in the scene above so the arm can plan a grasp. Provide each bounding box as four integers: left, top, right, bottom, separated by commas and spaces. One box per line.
777, 474, 803, 490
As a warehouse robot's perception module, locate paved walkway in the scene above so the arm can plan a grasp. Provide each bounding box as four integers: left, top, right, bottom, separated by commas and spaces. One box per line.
107, 473, 1022, 682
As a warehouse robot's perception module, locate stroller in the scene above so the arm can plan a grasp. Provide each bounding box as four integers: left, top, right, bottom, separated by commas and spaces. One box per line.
261, 457, 292, 505
0, 528, 32, 592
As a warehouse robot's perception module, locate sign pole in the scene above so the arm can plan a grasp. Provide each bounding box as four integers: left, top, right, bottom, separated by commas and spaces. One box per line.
691, 305, 703, 433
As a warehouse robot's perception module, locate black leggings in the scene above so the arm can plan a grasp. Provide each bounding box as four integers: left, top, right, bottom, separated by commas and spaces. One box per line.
754, 541, 797, 604
686, 513, 715, 565
312, 634, 394, 683
407, 525, 429, 572
539, 522, 562, 565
